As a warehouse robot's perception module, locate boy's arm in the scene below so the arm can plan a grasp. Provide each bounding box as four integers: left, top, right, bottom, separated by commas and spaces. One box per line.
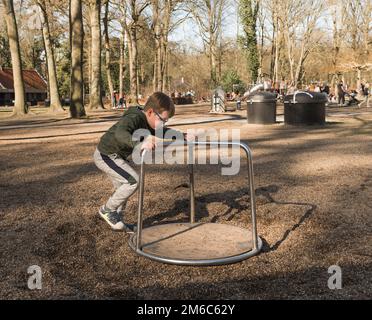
114, 116, 149, 149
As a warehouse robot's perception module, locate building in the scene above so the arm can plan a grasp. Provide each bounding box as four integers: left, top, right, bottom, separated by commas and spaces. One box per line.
0, 67, 48, 106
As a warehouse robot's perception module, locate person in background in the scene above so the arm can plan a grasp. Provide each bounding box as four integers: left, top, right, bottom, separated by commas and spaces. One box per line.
337, 81, 346, 106
358, 81, 370, 108
321, 82, 330, 96
112, 91, 117, 109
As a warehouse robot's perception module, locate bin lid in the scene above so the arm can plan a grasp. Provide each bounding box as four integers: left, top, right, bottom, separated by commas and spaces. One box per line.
284, 91, 328, 104
248, 91, 277, 103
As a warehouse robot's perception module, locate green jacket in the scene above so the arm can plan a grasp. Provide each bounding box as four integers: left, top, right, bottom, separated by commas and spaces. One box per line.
97, 107, 181, 160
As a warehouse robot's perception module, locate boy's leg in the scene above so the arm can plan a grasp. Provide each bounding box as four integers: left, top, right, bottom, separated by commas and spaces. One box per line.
93, 149, 139, 231
109, 178, 126, 214
107, 175, 132, 214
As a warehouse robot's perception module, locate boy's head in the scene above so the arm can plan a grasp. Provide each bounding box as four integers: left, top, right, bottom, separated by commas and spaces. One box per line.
143, 92, 175, 129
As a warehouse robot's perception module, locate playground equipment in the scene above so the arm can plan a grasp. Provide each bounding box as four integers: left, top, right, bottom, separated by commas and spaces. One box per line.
128, 141, 263, 266
284, 91, 327, 125
210, 87, 226, 113
247, 91, 277, 124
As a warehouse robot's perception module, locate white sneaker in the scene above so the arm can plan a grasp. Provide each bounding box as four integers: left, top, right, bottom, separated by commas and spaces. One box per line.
98, 206, 125, 231
98, 206, 136, 233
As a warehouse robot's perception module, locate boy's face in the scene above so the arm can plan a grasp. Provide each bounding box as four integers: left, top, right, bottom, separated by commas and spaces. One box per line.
145, 108, 170, 129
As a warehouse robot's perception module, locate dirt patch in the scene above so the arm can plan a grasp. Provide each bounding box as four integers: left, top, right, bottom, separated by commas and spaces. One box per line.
0, 106, 371, 299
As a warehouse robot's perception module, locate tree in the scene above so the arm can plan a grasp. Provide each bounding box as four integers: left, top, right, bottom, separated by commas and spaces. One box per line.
280, 0, 324, 87
328, 0, 346, 90
221, 69, 245, 93
69, 0, 86, 118
265, 0, 282, 83
151, 0, 184, 92
119, 0, 150, 103
88, 0, 104, 109
342, 0, 372, 88
37, 0, 64, 113
189, 0, 226, 87
0, 33, 11, 68
103, 0, 114, 106
239, 0, 260, 84
1, 0, 28, 115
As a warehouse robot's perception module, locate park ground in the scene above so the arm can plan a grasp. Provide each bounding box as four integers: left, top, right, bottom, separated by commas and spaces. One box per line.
0, 103, 371, 299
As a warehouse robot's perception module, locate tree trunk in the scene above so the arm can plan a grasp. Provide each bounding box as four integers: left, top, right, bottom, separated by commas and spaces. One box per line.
153, 0, 174, 93
157, 39, 163, 91
294, 39, 307, 87
69, 0, 86, 118
2, 0, 28, 115
119, 31, 126, 101
162, 35, 169, 92
259, 15, 264, 82
126, 28, 134, 103
331, 5, 340, 91
269, 8, 276, 80
240, 0, 260, 84
153, 48, 158, 92
209, 10, 217, 87
356, 68, 362, 90
274, 17, 280, 84
89, 0, 104, 110
37, 0, 64, 113
209, 39, 218, 86
152, 0, 160, 91
129, 25, 139, 103
103, 0, 114, 106
285, 25, 295, 86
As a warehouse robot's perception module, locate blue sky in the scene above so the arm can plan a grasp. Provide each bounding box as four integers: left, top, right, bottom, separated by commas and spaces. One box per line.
169, 2, 239, 50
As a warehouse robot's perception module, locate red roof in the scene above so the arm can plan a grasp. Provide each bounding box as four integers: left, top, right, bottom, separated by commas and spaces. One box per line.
0, 68, 47, 93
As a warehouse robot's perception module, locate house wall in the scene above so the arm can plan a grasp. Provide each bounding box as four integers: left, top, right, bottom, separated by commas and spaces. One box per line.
0, 92, 47, 106
0, 92, 14, 106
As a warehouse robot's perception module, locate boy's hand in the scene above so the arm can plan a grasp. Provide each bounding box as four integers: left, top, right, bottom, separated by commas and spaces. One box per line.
141, 136, 160, 151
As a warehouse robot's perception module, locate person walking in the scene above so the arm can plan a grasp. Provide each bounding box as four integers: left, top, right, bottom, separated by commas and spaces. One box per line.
358, 82, 370, 108
337, 81, 346, 107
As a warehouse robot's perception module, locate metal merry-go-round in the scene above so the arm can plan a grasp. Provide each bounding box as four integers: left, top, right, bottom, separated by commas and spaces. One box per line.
128, 141, 263, 266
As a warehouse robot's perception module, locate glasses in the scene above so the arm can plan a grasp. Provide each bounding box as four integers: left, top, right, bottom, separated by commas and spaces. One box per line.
154, 110, 168, 124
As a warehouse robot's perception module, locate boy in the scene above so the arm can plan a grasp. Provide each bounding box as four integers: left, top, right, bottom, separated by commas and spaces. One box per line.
94, 92, 185, 233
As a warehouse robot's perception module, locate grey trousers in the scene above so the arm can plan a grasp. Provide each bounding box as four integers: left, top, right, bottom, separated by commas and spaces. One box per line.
359, 95, 370, 108
93, 148, 139, 212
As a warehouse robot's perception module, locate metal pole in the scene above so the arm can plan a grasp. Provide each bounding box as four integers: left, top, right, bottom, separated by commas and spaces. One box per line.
136, 150, 146, 251
246, 149, 258, 251
189, 144, 195, 224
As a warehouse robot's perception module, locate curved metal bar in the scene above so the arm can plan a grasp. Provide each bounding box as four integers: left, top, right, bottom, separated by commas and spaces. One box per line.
293, 91, 314, 104
188, 144, 196, 224
135, 141, 259, 260
136, 149, 148, 250
129, 235, 263, 266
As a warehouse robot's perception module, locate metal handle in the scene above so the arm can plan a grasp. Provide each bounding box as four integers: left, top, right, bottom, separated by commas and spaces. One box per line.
293, 91, 314, 104
135, 142, 258, 252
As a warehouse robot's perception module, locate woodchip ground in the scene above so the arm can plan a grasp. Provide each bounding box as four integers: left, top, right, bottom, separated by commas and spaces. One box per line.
0, 104, 371, 299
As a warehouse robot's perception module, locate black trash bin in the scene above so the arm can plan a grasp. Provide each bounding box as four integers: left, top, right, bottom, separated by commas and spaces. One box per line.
247, 91, 277, 124
284, 92, 327, 125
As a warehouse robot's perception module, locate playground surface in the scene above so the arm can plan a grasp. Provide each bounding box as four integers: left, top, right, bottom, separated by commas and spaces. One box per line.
0, 104, 371, 299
